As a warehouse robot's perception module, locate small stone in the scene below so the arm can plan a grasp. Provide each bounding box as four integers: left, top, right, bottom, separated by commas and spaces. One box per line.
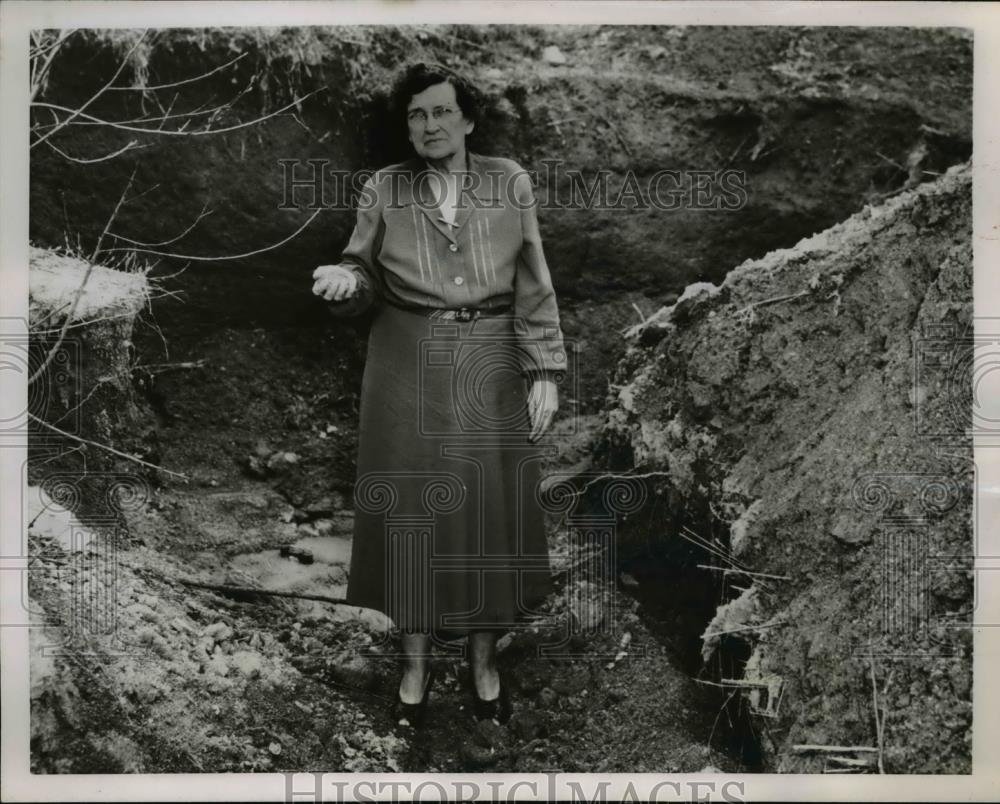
231, 651, 263, 678
829, 514, 871, 546
268, 741, 282, 756
169, 617, 196, 634
907, 385, 928, 408
207, 655, 230, 677
459, 741, 499, 768
542, 45, 568, 65
128, 602, 160, 623
266, 451, 299, 474
135, 626, 158, 645
204, 622, 234, 642
327, 654, 381, 691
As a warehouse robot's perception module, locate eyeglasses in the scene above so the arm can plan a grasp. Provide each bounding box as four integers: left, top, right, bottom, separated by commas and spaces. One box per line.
407, 106, 461, 126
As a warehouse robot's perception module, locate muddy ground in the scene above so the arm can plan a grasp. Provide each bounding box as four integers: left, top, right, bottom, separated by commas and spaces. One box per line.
28, 386, 749, 774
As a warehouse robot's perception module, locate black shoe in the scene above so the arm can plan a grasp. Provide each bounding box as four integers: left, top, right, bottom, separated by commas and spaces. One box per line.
472, 673, 512, 725
391, 666, 436, 730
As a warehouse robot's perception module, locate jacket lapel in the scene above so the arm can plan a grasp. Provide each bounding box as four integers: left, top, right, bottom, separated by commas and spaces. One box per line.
453, 151, 500, 236
408, 152, 498, 244
403, 160, 458, 244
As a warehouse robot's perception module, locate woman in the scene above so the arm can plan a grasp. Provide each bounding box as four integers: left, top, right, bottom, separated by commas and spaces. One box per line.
312, 63, 565, 730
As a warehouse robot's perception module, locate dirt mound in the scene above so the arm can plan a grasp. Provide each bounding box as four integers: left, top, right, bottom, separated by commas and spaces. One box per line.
28, 246, 157, 517
597, 161, 972, 773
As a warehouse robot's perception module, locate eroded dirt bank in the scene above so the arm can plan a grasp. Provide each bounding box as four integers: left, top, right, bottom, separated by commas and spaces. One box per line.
25, 27, 973, 775
595, 162, 973, 773
30, 26, 971, 409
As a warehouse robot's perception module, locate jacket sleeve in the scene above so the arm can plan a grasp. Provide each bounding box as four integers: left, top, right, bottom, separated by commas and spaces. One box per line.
511, 169, 567, 377
327, 175, 384, 318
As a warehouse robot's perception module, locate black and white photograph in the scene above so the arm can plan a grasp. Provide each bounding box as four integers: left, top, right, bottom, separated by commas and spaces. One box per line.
2, 1, 998, 801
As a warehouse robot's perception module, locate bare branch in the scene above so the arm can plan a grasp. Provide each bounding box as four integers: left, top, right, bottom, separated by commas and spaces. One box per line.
30, 29, 78, 102
42, 137, 149, 165
101, 207, 323, 261
92, 167, 137, 261
104, 51, 248, 92
33, 80, 256, 131
108, 203, 213, 248
28, 412, 187, 479
32, 88, 324, 139
31, 30, 150, 148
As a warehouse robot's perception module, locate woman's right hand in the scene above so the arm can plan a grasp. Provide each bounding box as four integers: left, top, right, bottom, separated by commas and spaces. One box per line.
312, 264, 359, 302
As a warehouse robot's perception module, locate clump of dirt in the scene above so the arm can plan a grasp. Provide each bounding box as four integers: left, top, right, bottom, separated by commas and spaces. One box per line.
28, 246, 158, 518
596, 162, 973, 773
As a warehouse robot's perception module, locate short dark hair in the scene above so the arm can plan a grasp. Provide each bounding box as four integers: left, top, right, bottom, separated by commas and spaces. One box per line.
389, 62, 482, 130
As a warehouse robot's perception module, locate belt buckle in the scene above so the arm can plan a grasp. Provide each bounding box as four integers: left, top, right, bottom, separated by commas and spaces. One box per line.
454, 308, 475, 322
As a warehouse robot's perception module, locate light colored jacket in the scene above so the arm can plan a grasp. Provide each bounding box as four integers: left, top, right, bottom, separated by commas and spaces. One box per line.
330, 151, 567, 376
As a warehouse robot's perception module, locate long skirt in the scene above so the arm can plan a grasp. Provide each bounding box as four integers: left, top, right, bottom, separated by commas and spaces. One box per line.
346, 303, 554, 640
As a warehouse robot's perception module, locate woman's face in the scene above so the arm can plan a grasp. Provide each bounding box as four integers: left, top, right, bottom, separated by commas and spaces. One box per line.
406, 81, 474, 163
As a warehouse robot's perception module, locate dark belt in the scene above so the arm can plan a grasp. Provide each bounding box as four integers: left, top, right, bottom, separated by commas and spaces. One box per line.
389, 301, 512, 322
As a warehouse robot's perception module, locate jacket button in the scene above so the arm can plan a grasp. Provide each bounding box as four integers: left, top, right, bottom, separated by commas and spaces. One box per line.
449, 243, 459, 252
454, 276, 465, 286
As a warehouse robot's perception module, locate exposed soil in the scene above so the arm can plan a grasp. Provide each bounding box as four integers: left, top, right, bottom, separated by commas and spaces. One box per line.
28, 404, 747, 774
597, 162, 973, 773
26, 25, 973, 775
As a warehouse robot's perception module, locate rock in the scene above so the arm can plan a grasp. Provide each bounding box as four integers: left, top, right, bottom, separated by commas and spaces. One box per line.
290, 655, 323, 673
619, 572, 640, 588
207, 655, 230, 677
266, 451, 299, 474
304, 496, 339, 516
296, 523, 319, 539
314, 519, 334, 537
327, 654, 381, 691
206, 675, 234, 693
127, 602, 160, 623
459, 741, 500, 768
244, 455, 268, 479
204, 622, 234, 642
231, 651, 263, 678
542, 45, 568, 65
829, 513, 871, 546
135, 626, 158, 645
168, 617, 196, 635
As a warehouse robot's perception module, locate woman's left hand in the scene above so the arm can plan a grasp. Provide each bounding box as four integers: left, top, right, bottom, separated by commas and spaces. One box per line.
528, 378, 558, 442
